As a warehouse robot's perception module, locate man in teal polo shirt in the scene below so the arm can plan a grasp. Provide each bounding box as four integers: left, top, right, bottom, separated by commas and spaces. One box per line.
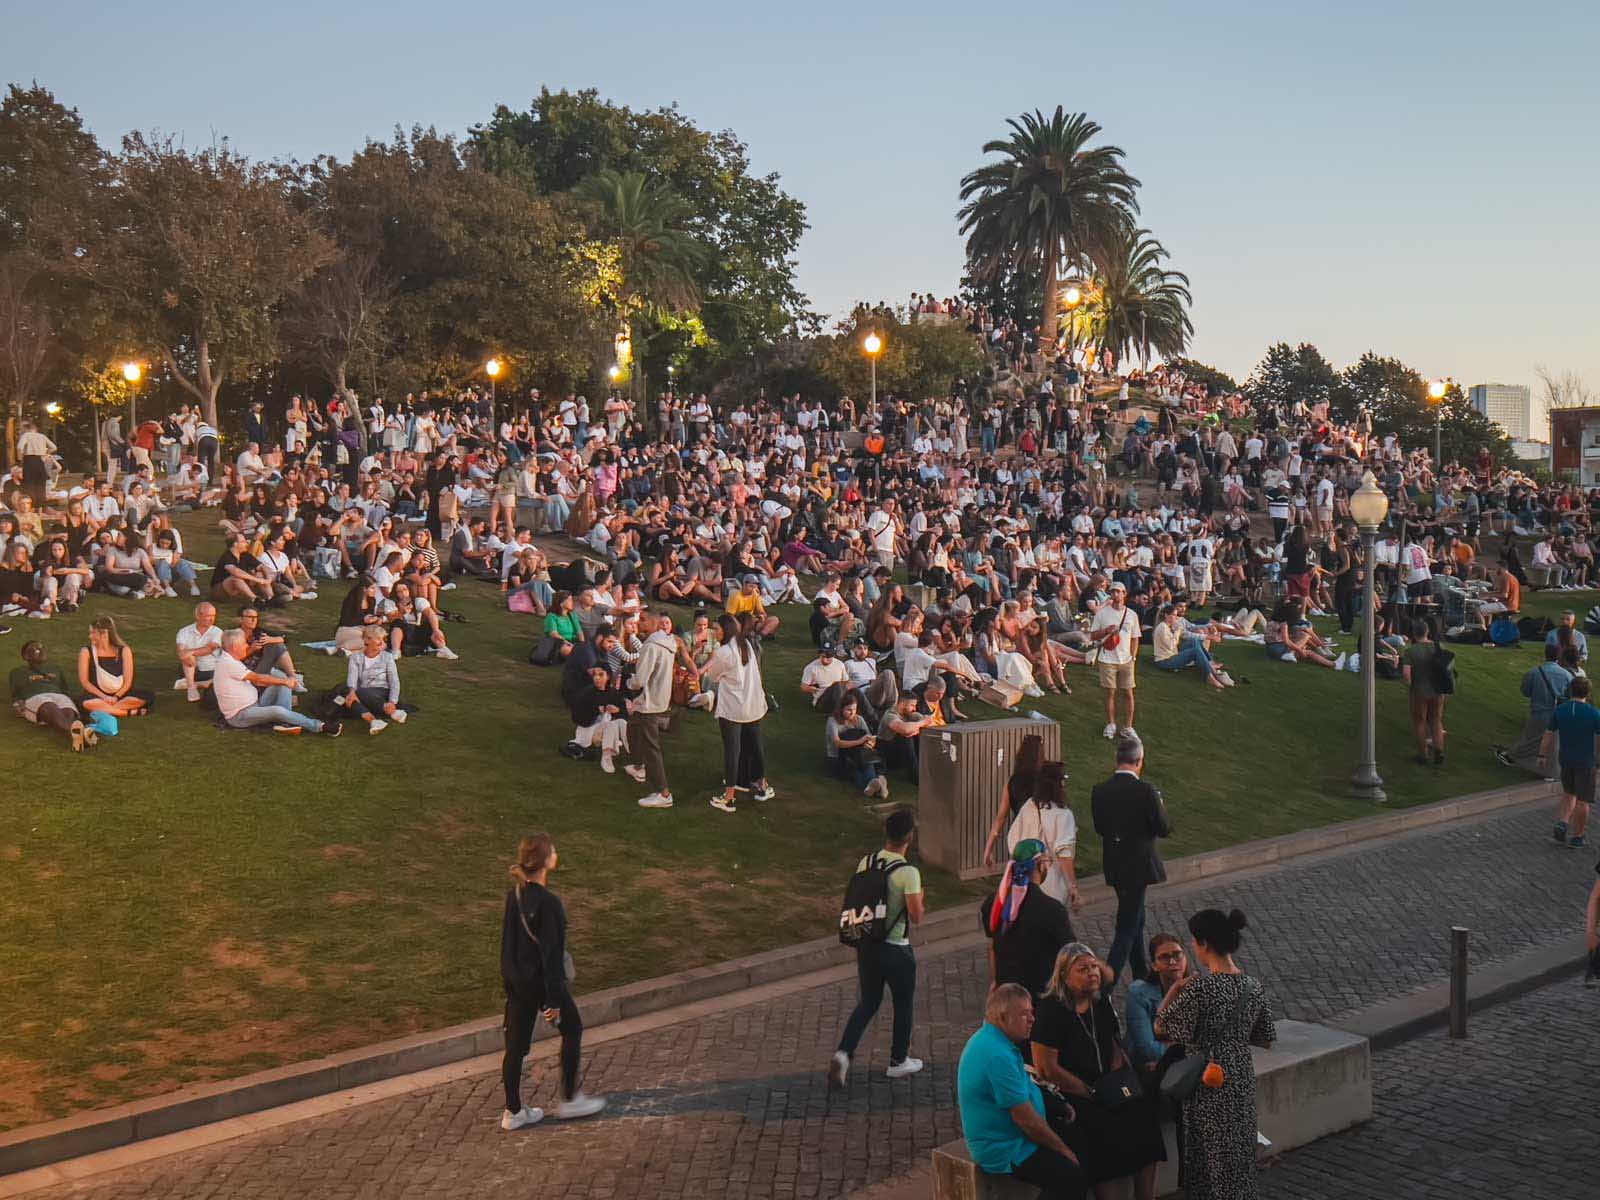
957, 983, 1085, 1198
1539, 674, 1600, 849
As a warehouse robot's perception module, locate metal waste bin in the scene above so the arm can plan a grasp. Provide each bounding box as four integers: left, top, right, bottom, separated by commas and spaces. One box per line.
917, 717, 1060, 880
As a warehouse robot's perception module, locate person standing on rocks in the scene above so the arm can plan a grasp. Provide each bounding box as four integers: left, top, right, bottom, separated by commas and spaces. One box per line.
500, 833, 606, 1130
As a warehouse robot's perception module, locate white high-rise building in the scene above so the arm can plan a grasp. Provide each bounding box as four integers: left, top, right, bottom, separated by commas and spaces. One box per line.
1469, 383, 1535, 441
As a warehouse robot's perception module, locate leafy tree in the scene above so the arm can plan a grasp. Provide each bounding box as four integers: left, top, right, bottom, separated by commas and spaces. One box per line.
302, 127, 606, 397
280, 250, 392, 434
473, 89, 814, 386
1245, 342, 1337, 414
0, 84, 113, 459
959, 261, 1042, 329
1077, 227, 1191, 367
813, 314, 985, 403
958, 108, 1139, 352
1335, 353, 1510, 466
102, 134, 334, 431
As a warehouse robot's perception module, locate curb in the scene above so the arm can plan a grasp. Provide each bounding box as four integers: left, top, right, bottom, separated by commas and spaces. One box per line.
0, 779, 1552, 1177
1330, 935, 1591, 1051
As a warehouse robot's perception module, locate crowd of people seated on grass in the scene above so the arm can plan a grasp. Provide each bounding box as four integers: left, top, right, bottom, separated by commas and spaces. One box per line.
3, 329, 1595, 781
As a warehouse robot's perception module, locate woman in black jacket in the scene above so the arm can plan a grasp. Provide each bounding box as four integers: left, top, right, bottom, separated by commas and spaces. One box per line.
499, 833, 606, 1130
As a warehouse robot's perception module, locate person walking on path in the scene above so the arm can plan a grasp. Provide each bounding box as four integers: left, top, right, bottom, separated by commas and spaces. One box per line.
1089, 580, 1139, 740
499, 833, 606, 1131
1155, 908, 1276, 1200
1496, 643, 1571, 776
1402, 619, 1449, 766
1538, 675, 1600, 850
703, 613, 774, 814
1091, 737, 1170, 988
829, 808, 925, 1089
622, 610, 678, 809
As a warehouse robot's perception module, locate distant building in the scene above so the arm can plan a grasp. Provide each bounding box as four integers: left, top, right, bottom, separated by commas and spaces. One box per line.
1512, 439, 1549, 461
1470, 382, 1535, 441
1548, 406, 1600, 486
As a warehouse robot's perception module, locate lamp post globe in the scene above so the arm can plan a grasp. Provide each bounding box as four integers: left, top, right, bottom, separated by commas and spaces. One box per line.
862, 332, 883, 409
121, 361, 141, 384
1351, 471, 1390, 803
1428, 378, 1447, 464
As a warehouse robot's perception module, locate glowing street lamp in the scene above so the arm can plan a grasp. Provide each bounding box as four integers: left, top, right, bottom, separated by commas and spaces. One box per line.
121, 361, 142, 383
608, 364, 621, 382
862, 331, 884, 409
1061, 285, 1084, 371
1428, 378, 1448, 465
484, 357, 502, 417
45, 402, 61, 418
121, 360, 144, 427
1349, 471, 1390, 804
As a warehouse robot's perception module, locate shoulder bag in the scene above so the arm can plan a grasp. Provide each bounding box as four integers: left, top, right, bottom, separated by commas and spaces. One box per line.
1160, 978, 1252, 1103
515, 885, 577, 984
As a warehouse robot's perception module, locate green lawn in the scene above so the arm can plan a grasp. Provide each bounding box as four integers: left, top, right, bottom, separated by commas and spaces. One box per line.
0, 512, 1567, 1128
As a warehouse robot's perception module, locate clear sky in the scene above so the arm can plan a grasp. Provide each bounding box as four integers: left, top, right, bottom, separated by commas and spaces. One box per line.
6, 0, 1597, 409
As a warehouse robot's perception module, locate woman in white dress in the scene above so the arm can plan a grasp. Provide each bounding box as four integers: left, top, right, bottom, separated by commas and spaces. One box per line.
1006, 761, 1079, 909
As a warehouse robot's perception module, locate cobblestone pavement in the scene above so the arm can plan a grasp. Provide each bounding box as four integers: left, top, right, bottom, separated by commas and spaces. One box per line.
22, 804, 1596, 1200
1260, 979, 1598, 1200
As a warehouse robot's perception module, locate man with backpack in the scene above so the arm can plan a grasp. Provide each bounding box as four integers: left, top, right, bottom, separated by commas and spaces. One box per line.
829, 808, 925, 1089
1538, 675, 1600, 850
1402, 619, 1453, 766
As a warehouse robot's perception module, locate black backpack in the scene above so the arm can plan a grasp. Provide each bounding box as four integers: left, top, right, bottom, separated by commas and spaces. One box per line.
1431, 646, 1458, 696
838, 853, 909, 946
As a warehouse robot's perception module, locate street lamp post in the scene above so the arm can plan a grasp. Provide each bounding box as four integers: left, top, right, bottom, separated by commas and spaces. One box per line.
1350, 470, 1390, 803
1429, 378, 1447, 467
122, 361, 142, 428
485, 358, 501, 422
862, 331, 883, 410
1062, 285, 1082, 365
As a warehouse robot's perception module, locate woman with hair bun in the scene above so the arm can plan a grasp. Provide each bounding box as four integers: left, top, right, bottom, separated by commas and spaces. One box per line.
1154, 908, 1276, 1199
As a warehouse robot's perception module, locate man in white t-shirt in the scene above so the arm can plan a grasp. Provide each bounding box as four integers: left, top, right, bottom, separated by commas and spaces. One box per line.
866, 501, 898, 570
800, 642, 850, 709
1089, 581, 1140, 740
175, 602, 223, 703
213, 629, 337, 736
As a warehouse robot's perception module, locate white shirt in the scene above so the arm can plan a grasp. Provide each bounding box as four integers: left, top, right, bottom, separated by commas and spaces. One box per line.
867, 510, 896, 554
801, 656, 849, 702
212, 654, 259, 720
176, 622, 223, 672
1090, 604, 1138, 665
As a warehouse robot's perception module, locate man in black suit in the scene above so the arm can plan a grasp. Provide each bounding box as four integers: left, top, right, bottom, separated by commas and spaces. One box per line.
1090, 736, 1171, 986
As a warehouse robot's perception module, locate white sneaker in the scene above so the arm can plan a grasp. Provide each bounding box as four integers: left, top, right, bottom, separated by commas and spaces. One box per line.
186, 686, 200, 703
1102, 722, 1117, 739
189, 585, 201, 597
302, 591, 318, 601
710, 795, 738, 813
827, 1051, 849, 1090
554, 1093, 606, 1120
173, 679, 187, 690
369, 719, 388, 735
601, 751, 615, 773
885, 1057, 924, 1079
435, 647, 459, 661
1334, 653, 1348, 671
1120, 726, 1137, 740
27, 609, 50, 619
391, 709, 408, 724
1281, 652, 1298, 663
624, 764, 647, 783
164, 586, 178, 598
752, 784, 775, 803
441, 582, 457, 591
638, 793, 673, 809
325, 645, 343, 656
501, 1106, 544, 1131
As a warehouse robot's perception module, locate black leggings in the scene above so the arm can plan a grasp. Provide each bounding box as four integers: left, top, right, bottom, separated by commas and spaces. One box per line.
502, 988, 583, 1111
719, 717, 765, 789
1011, 1144, 1088, 1200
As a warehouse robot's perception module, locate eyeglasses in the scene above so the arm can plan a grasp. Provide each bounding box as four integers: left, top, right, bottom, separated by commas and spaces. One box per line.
1155, 950, 1186, 964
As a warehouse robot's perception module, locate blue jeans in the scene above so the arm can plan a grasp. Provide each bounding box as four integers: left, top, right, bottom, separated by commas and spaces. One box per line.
838, 941, 916, 1063
1156, 637, 1216, 679
1106, 883, 1149, 984
982, 427, 997, 454
155, 559, 198, 589
227, 674, 322, 733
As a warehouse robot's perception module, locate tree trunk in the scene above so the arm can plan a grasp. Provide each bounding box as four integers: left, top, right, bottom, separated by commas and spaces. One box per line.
335, 362, 366, 454
1041, 255, 1061, 359
163, 337, 223, 431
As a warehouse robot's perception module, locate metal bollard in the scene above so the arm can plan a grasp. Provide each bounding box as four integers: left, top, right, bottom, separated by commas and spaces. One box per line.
1448, 926, 1469, 1038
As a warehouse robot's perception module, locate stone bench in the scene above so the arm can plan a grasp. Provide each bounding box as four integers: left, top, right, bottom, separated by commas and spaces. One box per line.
933, 1020, 1370, 1199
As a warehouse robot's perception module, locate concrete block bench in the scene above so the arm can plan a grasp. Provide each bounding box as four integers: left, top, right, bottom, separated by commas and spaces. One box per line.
933, 1020, 1371, 1199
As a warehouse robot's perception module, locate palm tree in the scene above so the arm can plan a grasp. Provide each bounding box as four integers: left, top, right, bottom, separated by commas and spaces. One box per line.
1079, 228, 1192, 369
577, 168, 708, 405
958, 108, 1140, 353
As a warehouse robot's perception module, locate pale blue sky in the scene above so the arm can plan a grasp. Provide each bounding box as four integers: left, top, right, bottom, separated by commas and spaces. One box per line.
6, 0, 1597, 404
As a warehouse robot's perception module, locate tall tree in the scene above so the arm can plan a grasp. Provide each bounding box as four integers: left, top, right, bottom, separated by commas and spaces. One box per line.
103, 135, 334, 430
577, 168, 709, 407
1246, 342, 1338, 414
957, 108, 1139, 352
1335, 353, 1509, 465
281, 250, 392, 416
1079, 227, 1191, 367
0, 84, 112, 459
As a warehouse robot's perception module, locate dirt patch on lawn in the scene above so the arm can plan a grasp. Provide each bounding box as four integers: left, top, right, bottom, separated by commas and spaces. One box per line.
329, 890, 373, 907
1, 845, 20, 862
0, 1054, 54, 1129
208, 938, 311, 991
321, 844, 369, 863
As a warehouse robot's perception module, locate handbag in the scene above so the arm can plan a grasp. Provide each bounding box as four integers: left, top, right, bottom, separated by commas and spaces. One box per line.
528, 635, 562, 667
515, 885, 577, 984
1160, 980, 1252, 1103
1091, 1062, 1142, 1108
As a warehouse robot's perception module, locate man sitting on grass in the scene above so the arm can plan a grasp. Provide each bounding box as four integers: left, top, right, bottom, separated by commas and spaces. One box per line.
213, 629, 340, 738
726, 574, 781, 639
175, 601, 223, 703
10, 641, 96, 752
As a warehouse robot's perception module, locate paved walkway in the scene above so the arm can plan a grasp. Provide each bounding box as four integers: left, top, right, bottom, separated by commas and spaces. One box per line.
14, 801, 1595, 1200
1259, 978, 1597, 1199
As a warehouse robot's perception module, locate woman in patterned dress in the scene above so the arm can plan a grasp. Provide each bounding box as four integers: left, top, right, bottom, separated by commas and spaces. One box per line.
1155, 908, 1276, 1200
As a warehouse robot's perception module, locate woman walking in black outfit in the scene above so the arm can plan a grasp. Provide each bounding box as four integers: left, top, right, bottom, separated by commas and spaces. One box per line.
499, 833, 606, 1130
